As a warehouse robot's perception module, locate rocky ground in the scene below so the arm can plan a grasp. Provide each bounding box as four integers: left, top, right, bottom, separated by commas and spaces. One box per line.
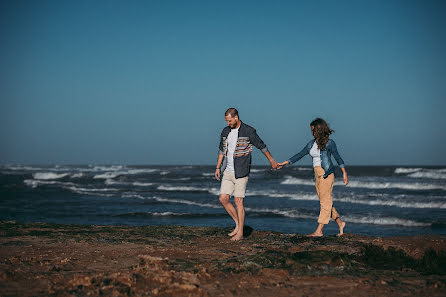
0, 220, 445, 296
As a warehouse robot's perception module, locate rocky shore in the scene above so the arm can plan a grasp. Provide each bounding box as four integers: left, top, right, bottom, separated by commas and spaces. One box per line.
0, 220, 445, 296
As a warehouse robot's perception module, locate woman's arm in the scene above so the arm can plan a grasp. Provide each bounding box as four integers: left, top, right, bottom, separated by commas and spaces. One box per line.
277, 143, 309, 168
331, 140, 348, 185
330, 140, 345, 168
341, 167, 349, 185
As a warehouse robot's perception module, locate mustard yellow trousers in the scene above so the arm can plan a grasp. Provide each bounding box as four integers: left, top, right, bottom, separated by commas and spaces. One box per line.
314, 166, 340, 224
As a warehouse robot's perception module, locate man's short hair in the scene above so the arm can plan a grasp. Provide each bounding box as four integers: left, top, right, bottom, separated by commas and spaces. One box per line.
225, 108, 239, 118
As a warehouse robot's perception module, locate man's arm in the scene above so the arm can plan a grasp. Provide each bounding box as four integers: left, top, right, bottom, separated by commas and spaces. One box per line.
215, 153, 224, 181
249, 128, 278, 169
263, 150, 278, 169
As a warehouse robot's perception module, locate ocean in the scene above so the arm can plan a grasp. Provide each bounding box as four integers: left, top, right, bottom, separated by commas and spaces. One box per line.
1, 165, 445, 237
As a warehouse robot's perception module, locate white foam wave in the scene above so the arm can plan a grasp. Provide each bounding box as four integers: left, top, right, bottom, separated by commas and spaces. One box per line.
93, 168, 160, 179
65, 186, 118, 197
94, 172, 120, 179
119, 194, 431, 227
202, 173, 215, 177
33, 172, 69, 180
246, 207, 429, 226
281, 176, 446, 191
4, 165, 43, 171
133, 182, 153, 187
250, 169, 266, 173
92, 165, 124, 171
281, 177, 315, 186
152, 197, 221, 209
342, 215, 430, 227
157, 185, 219, 194
105, 179, 127, 185
246, 189, 446, 209
394, 168, 422, 174
24, 179, 76, 188
295, 167, 312, 171
151, 212, 188, 216
408, 171, 446, 180
70, 173, 84, 178
66, 186, 118, 192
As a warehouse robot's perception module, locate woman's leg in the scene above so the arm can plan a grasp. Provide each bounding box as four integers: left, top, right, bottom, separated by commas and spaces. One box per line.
308, 167, 334, 236
331, 208, 346, 236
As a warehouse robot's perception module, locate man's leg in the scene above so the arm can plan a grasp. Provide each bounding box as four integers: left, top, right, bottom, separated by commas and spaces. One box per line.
219, 194, 239, 235
231, 197, 245, 241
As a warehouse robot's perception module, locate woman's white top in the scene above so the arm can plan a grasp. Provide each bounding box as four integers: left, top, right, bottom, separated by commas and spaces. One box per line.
309, 141, 322, 167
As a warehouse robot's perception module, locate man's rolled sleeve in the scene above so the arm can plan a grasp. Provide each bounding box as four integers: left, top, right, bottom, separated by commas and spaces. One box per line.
249, 129, 267, 151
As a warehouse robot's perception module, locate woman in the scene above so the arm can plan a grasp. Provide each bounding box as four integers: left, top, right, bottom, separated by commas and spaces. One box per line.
278, 118, 348, 237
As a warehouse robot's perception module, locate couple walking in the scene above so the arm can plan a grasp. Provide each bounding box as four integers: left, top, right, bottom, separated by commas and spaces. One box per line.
215, 108, 348, 241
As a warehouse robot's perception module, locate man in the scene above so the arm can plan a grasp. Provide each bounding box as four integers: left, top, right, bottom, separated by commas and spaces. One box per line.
215, 108, 278, 241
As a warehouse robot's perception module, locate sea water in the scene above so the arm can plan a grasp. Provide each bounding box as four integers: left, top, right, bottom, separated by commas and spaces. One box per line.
1, 165, 445, 237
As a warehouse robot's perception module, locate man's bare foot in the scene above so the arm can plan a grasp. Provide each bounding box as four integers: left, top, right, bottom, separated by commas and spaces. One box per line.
337, 221, 346, 237
228, 227, 239, 237
306, 232, 323, 237
230, 234, 243, 241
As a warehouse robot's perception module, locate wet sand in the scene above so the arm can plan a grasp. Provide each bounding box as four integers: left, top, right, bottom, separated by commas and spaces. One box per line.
1, 221, 445, 296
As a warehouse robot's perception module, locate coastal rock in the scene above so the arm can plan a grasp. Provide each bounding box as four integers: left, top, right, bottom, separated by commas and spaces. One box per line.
0, 221, 445, 296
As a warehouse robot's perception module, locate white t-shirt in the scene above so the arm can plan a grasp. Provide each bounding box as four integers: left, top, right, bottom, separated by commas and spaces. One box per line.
310, 141, 322, 168
225, 127, 239, 173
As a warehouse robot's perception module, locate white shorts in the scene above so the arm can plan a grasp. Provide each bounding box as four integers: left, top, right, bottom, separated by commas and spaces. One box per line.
220, 170, 249, 198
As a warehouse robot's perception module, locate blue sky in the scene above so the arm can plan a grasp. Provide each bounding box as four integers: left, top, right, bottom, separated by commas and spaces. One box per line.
1, 0, 445, 165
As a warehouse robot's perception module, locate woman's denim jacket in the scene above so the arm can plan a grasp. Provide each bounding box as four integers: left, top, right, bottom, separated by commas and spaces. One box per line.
287, 139, 345, 179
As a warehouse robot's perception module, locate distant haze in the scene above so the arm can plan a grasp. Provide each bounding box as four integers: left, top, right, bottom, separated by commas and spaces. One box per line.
1, 0, 445, 165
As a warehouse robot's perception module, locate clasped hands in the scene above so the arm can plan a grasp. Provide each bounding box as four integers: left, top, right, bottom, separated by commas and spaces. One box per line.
270, 160, 289, 170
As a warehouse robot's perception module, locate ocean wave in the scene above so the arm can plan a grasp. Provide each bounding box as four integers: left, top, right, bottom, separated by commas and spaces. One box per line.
332, 196, 446, 209
24, 179, 76, 188
94, 172, 121, 179
104, 179, 127, 185
248, 189, 446, 209
281, 176, 446, 191
4, 165, 43, 171
281, 177, 314, 186
33, 172, 69, 180
152, 197, 221, 209
394, 168, 422, 174
295, 167, 313, 171
65, 186, 118, 197
118, 194, 431, 227
133, 182, 154, 187
342, 215, 430, 227
157, 185, 204, 192
156, 185, 219, 195
246, 207, 429, 227
407, 171, 446, 180
93, 168, 160, 179
91, 165, 125, 171
113, 212, 225, 218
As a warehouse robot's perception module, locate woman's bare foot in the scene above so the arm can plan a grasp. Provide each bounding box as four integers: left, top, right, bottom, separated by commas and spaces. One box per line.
228, 227, 239, 237
306, 232, 323, 237
230, 233, 243, 241
337, 221, 346, 237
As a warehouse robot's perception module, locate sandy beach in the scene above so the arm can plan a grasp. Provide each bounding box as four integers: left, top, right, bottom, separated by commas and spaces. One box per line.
0, 220, 445, 296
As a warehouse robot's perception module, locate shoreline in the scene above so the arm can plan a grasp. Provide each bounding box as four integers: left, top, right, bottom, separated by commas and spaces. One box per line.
1, 220, 446, 296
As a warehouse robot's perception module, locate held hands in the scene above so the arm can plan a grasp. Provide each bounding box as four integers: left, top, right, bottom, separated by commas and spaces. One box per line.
270, 160, 279, 170
276, 161, 289, 170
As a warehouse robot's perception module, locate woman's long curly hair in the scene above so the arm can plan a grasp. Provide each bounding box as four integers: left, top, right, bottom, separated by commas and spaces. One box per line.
310, 118, 334, 151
